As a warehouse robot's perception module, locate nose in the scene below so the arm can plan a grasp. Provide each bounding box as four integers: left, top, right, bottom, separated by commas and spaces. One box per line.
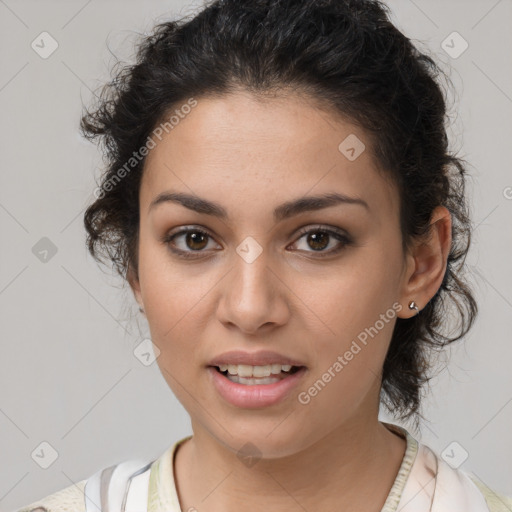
215, 249, 290, 335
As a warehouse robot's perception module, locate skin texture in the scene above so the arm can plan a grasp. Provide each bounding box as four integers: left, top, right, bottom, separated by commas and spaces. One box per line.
129, 90, 452, 511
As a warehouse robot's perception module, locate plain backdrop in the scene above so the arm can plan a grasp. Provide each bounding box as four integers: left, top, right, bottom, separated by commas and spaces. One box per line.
1, 0, 511, 510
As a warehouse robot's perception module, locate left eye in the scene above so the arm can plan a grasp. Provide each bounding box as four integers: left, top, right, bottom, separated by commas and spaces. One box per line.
163, 225, 352, 259
290, 226, 352, 256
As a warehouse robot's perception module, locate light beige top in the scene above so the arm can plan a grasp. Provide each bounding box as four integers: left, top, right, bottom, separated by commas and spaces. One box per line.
16, 423, 512, 512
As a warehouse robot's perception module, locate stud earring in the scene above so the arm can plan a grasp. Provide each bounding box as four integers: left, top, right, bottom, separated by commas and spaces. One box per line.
408, 300, 420, 316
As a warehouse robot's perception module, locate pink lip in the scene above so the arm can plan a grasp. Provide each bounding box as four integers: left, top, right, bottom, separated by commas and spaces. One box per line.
207, 349, 306, 367
208, 366, 307, 409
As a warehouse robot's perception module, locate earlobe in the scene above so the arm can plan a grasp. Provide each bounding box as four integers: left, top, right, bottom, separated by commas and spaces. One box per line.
127, 265, 145, 313
398, 206, 452, 318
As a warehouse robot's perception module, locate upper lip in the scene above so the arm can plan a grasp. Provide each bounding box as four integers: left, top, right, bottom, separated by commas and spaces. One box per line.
208, 350, 306, 367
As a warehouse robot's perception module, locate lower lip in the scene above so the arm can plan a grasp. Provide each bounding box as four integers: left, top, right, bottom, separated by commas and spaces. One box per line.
208, 366, 307, 409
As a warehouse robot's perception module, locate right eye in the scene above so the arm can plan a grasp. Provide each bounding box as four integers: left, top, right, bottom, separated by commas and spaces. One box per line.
163, 227, 221, 259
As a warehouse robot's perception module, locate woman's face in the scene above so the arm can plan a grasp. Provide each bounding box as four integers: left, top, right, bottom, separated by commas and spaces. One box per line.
131, 90, 415, 457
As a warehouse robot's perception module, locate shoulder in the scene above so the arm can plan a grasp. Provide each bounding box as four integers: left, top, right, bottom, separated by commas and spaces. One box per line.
416, 440, 512, 512
389, 424, 512, 512
15, 479, 87, 512
14, 442, 181, 512
431, 446, 512, 512
468, 475, 512, 512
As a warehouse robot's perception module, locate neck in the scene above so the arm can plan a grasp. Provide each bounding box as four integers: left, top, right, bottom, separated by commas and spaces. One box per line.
174, 418, 407, 512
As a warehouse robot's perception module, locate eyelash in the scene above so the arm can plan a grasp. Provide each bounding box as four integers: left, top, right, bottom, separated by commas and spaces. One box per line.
162, 225, 353, 260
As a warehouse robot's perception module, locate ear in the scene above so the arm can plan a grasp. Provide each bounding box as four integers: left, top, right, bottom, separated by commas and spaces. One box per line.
127, 264, 144, 312
397, 205, 452, 318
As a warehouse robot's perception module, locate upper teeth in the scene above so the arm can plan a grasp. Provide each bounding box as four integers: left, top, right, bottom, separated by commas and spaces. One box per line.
218, 364, 293, 377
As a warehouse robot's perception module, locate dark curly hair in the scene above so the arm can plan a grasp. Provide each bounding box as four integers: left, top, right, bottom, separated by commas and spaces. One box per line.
80, 0, 478, 425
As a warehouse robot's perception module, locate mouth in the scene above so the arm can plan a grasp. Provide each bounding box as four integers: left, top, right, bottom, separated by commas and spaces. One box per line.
211, 364, 304, 386
208, 362, 307, 408
206, 350, 308, 408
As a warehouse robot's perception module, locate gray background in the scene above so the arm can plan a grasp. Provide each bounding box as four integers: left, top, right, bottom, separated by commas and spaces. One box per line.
1, 0, 511, 510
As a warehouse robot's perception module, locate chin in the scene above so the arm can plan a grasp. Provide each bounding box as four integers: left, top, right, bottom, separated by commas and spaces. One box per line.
203, 418, 316, 460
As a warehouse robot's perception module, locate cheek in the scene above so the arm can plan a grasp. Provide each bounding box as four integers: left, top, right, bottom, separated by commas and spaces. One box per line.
138, 235, 205, 336
137, 245, 197, 370
295, 250, 400, 348
295, 301, 396, 433
292, 249, 401, 412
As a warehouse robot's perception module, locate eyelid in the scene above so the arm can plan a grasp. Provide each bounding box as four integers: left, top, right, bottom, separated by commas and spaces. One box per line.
293, 223, 349, 239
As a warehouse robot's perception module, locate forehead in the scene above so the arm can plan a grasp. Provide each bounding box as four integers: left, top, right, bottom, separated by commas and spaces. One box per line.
140, 91, 399, 223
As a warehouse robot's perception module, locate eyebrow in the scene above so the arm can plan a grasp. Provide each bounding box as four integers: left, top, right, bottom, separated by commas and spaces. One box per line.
149, 191, 370, 222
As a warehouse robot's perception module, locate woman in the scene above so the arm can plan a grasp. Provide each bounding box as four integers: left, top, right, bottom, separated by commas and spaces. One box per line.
17, 0, 512, 510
